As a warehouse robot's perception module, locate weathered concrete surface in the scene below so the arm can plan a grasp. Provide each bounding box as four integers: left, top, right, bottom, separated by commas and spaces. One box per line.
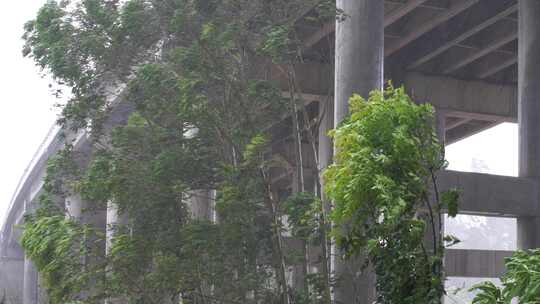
0, 257, 24, 304
335, 0, 384, 122
23, 257, 38, 304
518, 0, 540, 249
438, 170, 539, 217
405, 72, 517, 122
105, 202, 129, 304
187, 190, 215, 221
445, 249, 512, 277
280, 66, 517, 124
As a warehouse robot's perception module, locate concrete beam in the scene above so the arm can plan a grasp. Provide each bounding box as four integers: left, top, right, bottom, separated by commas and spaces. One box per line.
443, 32, 517, 74
270, 63, 333, 96
404, 72, 517, 122
385, 0, 430, 27
386, 0, 448, 11
445, 117, 472, 130
278, 70, 518, 128
385, 0, 480, 56
445, 249, 512, 277
437, 170, 539, 217
477, 57, 517, 79
407, 4, 517, 69
302, 0, 429, 49
446, 120, 500, 145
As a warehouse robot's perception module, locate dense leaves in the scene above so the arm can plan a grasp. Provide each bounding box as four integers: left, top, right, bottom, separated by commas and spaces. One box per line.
21, 0, 336, 303
324, 86, 459, 304
472, 250, 540, 304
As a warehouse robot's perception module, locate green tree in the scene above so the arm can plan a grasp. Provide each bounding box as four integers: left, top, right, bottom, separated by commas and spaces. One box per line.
324, 85, 459, 304
471, 249, 540, 304
21, 0, 336, 303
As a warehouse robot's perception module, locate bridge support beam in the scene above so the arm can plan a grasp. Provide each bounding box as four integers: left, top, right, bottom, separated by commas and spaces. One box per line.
445, 249, 513, 278
518, 0, 540, 249
334, 0, 383, 302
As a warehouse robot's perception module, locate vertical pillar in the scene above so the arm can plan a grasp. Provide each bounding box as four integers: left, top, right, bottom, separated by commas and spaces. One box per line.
64, 194, 107, 300
335, 0, 384, 122
22, 256, 38, 304
188, 190, 214, 220
106, 201, 128, 255
435, 110, 446, 145
105, 201, 128, 304
334, 0, 383, 302
22, 199, 39, 304
518, 0, 540, 249
65, 194, 83, 221
318, 98, 334, 302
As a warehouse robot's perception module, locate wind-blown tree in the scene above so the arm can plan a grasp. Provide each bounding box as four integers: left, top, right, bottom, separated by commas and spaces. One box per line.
21, 0, 335, 303
324, 86, 460, 304
471, 249, 540, 304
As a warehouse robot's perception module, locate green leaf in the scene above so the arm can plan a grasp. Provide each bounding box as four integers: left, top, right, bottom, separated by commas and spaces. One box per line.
441, 188, 460, 217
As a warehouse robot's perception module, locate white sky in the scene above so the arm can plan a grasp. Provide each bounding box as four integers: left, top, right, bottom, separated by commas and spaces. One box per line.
0, 1, 60, 223
446, 122, 518, 176
0, 2, 520, 227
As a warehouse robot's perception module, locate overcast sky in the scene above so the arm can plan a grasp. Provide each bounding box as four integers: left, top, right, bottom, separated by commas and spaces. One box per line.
0, 1, 60, 224
0, 1, 520, 227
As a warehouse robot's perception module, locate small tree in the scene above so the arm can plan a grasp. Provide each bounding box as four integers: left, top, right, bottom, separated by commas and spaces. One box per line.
471, 249, 540, 304
324, 85, 460, 304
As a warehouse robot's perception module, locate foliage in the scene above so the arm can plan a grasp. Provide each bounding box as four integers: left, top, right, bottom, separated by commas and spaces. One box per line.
283, 192, 324, 242
471, 249, 540, 304
21, 203, 101, 303
324, 85, 459, 304
21, 0, 337, 303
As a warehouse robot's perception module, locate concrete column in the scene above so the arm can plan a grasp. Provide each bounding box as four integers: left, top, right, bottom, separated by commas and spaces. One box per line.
188, 190, 214, 221
22, 256, 38, 304
64, 195, 107, 301
318, 99, 334, 178
335, 0, 384, 122
517, 0, 540, 249
334, 0, 383, 302
106, 201, 128, 255
105, 201, 128, 304
65, 194, 83, 221
318, 98, 334, 298
436, 109, 446, 146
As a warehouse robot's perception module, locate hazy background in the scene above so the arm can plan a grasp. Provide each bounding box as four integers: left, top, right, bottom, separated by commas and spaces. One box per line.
0, 1, 60, 226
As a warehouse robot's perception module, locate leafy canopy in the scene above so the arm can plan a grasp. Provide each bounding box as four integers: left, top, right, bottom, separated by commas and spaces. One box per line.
472, 249, 540, 304
324, 85, 458, 304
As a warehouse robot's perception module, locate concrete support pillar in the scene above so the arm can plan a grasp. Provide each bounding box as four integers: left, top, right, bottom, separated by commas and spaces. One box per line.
188, 190, 215, 221
436, 109, 446, 146
517, 0, 540, 249
334, 0, 383, 302
335, 0, 384, 121
318, 98, 334, 298
318, 99, 334, 178
65, 194, 83, 221
64, 194, 107, 300
105, 201, 128, 304
22, 256, 38, 304
106, 201, 128, 255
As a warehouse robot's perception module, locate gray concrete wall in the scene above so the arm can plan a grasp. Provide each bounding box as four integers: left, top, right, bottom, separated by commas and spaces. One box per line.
0, 257, 24, 304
